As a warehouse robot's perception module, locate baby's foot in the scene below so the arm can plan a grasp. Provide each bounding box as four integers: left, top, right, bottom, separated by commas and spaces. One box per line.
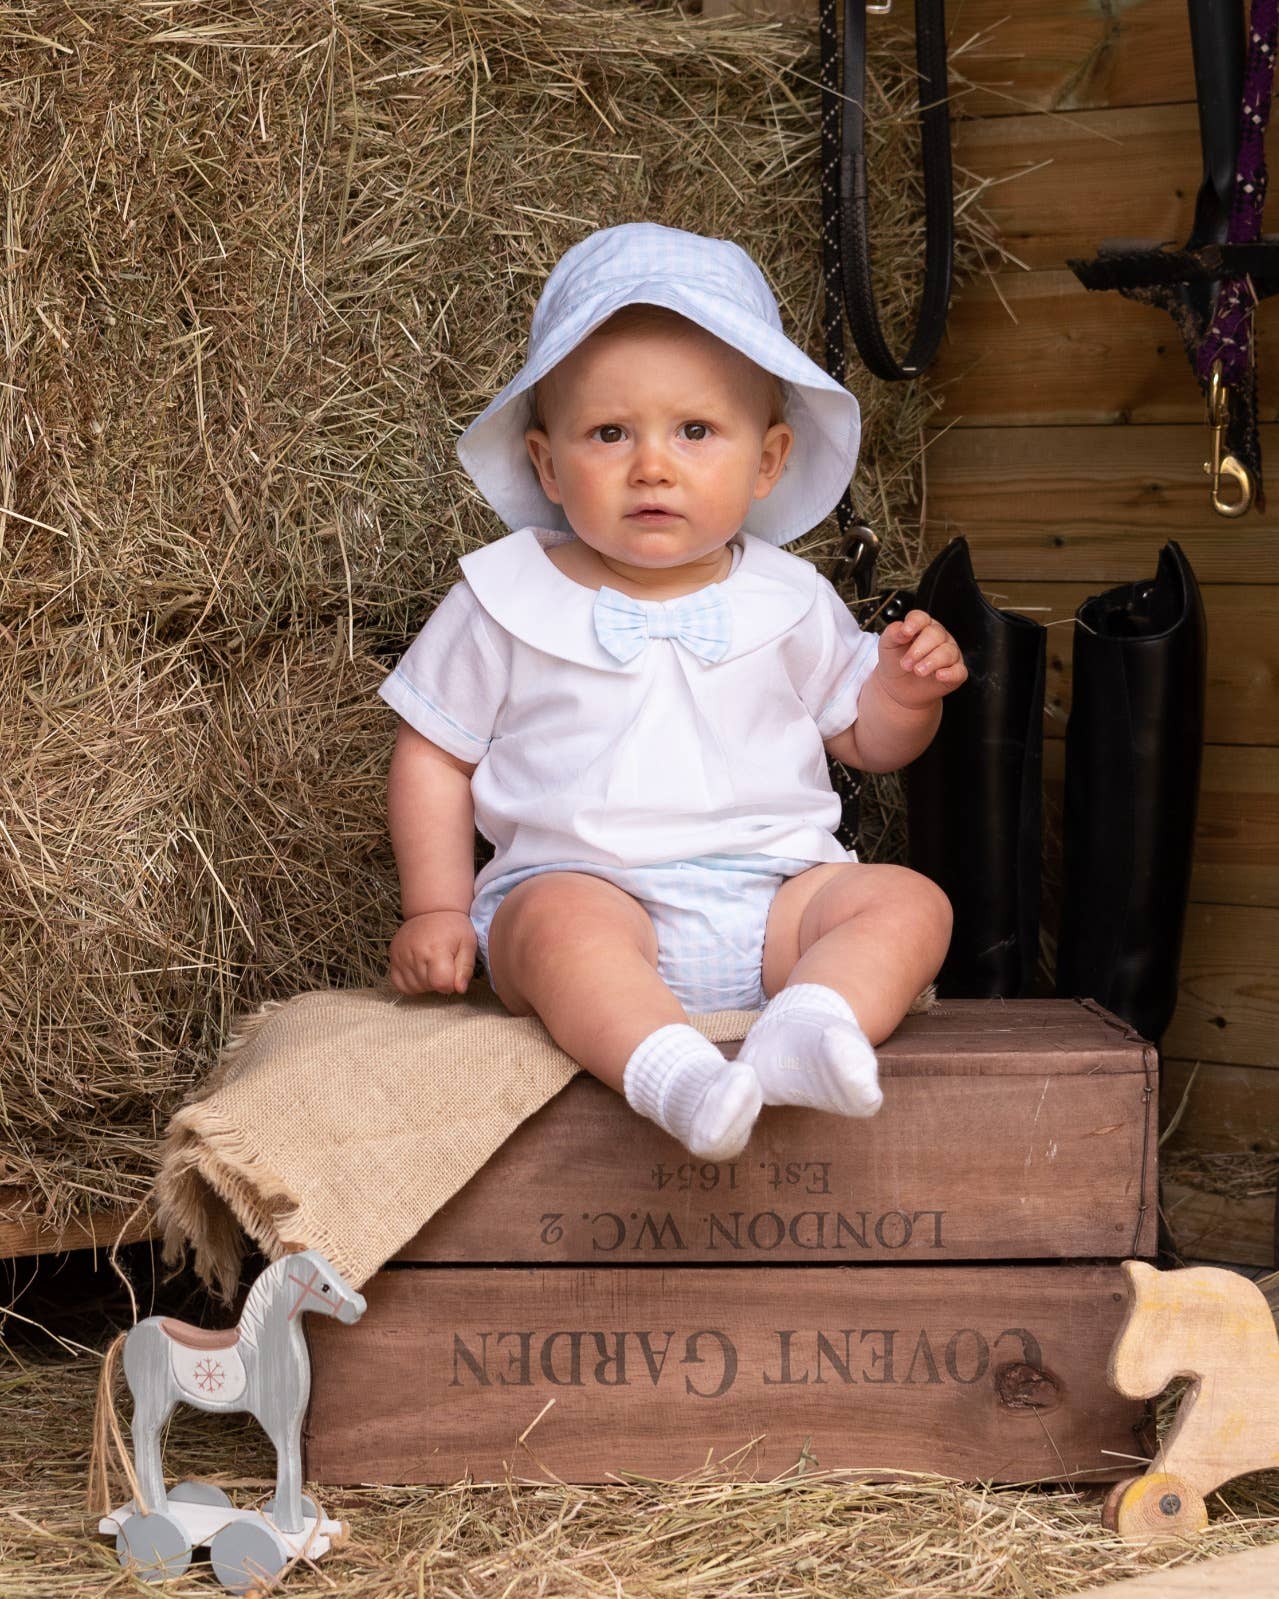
622, 1024, 763, 1160
737, 983, 883, 1116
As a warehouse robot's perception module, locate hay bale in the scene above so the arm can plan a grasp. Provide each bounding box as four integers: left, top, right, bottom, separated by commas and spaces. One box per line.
1, 0, 997, 1225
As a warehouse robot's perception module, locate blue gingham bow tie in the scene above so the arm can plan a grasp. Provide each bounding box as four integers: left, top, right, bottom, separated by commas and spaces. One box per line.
592, 584, 732, 665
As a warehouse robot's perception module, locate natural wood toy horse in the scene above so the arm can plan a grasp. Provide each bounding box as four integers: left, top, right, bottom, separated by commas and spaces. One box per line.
92, 1249, 366, 1591
1102, 1260, 1279, 1539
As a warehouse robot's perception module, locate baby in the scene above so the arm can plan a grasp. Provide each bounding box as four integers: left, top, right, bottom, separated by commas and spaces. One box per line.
378, 223, 966, 1162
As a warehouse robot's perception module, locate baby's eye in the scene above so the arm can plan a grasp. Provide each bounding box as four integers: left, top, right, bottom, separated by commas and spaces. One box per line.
592, 424, 625, 444
681, 421, 711, 441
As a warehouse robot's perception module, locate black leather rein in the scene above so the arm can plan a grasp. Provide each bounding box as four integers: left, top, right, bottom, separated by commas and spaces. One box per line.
820, 0, 955, 384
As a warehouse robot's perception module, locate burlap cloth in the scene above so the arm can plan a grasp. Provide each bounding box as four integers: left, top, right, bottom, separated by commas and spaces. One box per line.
154, 981, 762, 1300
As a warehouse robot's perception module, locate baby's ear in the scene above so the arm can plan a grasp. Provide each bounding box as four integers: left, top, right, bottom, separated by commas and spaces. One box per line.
755, 420, 794, 496
524, 427, 560, 501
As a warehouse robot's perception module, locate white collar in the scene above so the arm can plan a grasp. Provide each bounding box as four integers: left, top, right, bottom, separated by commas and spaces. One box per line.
458, 526, 817, 672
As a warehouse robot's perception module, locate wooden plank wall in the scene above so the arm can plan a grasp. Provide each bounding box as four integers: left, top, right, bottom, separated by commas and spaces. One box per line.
705, 0, 1278, 1258
929, 0, 1279, 1235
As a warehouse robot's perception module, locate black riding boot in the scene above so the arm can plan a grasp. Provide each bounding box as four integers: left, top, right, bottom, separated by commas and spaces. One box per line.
904, 537, 1046, 997
1055, 542, 1207, 1046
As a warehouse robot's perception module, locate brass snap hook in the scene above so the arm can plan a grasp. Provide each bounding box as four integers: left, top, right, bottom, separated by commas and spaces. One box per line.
1204, 362, 1255, 518
1209, 452, 1254, 517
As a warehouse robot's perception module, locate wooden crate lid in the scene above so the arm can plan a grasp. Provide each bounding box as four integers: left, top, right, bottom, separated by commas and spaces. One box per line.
869, 998, 1152, 1077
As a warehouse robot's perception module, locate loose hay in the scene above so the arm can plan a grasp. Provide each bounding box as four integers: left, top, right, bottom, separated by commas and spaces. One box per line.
2, 0, 1001, 1230
1162, 1149, 1279, 1204
1, 1343, 1277, 1598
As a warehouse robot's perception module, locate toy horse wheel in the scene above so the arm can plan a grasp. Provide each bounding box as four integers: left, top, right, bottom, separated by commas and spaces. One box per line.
209, 1517, 290, 1594
1102, 1472, 1208, 1539
1101, 1476, 1141, 1531
115, 1510, 193, 1582
170, 1478, 234, 1510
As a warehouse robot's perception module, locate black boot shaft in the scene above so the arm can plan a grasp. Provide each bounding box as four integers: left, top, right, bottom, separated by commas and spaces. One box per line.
905, 537, 1045, 997
1055, 542, 1207, 1044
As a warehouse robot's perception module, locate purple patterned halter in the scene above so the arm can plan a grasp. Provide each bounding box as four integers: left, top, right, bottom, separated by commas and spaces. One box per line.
1195, 0, 1279, 387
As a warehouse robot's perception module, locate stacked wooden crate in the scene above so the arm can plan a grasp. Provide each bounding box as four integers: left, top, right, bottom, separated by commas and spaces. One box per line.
305, 1000, 1156, 1484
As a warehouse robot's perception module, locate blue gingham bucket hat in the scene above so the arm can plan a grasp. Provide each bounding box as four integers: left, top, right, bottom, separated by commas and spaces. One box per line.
456, 222, 862, 547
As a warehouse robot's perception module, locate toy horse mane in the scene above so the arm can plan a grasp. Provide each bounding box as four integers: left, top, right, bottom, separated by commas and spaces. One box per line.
235, 1254, 295, 1351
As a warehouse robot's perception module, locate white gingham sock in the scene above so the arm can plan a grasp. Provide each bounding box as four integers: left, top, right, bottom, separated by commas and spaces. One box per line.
622, 1024, 762, 1160
738, 983, 883, 1116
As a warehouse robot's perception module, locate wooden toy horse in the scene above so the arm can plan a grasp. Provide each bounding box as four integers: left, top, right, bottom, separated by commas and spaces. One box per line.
1103, 1260, 1279, 1538
112, 1250, 366, 1537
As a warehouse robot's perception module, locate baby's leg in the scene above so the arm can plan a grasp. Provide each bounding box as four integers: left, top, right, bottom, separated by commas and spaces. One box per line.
762, 863, 952, 1039
740, 863, 952, 1113
485, 871, 761, 1157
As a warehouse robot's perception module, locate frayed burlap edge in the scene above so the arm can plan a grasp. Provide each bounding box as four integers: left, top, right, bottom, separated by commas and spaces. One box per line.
155, 995, 311, 1301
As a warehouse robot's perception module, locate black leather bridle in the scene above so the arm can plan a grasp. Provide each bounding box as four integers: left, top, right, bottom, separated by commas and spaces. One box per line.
819, 0, 954, 601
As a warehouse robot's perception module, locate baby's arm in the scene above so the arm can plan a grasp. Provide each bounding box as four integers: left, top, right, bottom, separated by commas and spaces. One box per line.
386, 719, 479, 996
825, 609, 966, 773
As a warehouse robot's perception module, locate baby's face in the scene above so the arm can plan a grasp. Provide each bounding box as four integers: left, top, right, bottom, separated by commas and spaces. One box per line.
524, 321, 793, 572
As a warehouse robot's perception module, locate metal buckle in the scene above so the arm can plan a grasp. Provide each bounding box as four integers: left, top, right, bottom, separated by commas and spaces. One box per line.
836, 521, 881, 604
866, 0, 893, 11
838, 521, 881, 571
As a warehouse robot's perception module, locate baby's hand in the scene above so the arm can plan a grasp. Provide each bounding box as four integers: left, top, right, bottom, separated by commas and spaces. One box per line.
389, 910, 476, 997
877, 610, 968, 708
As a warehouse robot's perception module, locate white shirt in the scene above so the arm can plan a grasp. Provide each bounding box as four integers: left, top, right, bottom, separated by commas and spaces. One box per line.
378, 525, 881, 895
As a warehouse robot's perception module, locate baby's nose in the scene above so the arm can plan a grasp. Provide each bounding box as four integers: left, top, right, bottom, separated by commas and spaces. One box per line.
632, 441, 673, 480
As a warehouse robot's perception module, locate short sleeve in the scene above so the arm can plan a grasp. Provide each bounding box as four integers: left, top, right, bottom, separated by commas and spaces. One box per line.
376, 581, 511, 762
798, 575, 881, 738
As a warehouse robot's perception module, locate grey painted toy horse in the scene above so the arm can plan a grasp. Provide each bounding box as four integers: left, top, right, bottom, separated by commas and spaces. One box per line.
121, 1250, 366, 1536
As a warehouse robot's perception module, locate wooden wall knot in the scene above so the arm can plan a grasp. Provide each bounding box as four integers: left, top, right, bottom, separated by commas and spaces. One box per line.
995, 1361, 1062, 1411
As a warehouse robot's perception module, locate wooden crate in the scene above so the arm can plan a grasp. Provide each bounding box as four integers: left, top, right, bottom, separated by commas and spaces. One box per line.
398, 998, 1157, 1266
304, 999, 1157, 1485
306, 1265, 1147, 1484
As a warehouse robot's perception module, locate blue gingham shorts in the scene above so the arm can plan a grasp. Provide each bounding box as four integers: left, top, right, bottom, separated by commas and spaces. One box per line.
471, 853, 821, 1014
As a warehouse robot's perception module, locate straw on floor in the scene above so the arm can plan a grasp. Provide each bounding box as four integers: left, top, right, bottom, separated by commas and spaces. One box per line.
1, 1333, 1276, 1598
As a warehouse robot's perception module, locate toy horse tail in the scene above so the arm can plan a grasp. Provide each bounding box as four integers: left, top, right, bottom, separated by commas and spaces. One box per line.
87, 1330, 146, 1516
